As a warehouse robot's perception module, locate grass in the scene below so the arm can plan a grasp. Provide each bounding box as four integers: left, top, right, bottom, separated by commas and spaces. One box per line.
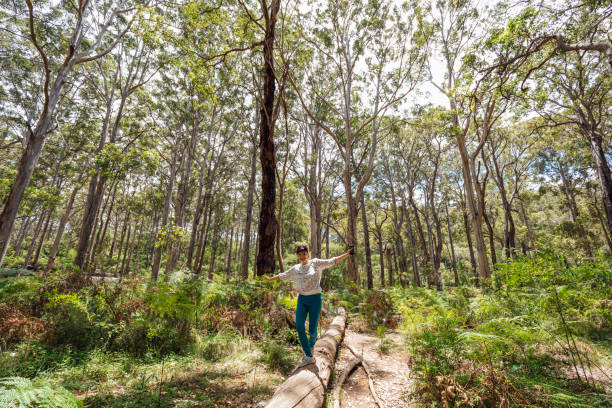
0, 268, 36, 278
3, 336, 299, 408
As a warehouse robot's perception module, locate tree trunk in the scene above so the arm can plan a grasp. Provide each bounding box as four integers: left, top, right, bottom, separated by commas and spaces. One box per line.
168, 110, 200, 273
360, 195, 373, 289
151, 134, 181, 281
457, 140, 490, 279
0, 134, 47, 267
74, 64, 120, 272
483, 209, 497, 267
404, 209, 420, 287
225, 196, 237, 281
385, 245, 394, 286
461, 200, 478, 284
558, 159, 592, 257
240, 139, 258, 280
208, 211, 221, 280
587, 128, 612, 237
445, 204, 459, 286
32, 211, 52, 268
387, 181, 408, 283
225, 225, 235, 282
92, 183, 118, 266
424, 199, 437, 289
376, 230, 385, 287
108, 213, 120, 259
115, 214, 129, 276
392, 246, 399, 287
120, 223, 131, 276
325, 199, 331, 259
409, 197, 429, 265
519, 199, 536, 251
345, 192, 359, 284
256, 0, 281, 277
14, 217, 32, 258
124, 223, 138, 276
491, 153, 516, 257
592, 198, 612, 252
24, 212, 45, 268
195, 197, 214, 275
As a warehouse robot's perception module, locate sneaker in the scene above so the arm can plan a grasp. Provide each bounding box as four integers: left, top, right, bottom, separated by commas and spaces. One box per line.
297, 355, 316, 368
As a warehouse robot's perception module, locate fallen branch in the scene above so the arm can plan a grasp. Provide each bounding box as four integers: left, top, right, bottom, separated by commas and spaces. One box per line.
345, 344, 386, 408
332, 357, 362, 408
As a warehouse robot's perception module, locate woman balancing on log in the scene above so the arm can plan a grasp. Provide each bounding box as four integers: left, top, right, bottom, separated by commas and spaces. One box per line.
264, 244, 354, 368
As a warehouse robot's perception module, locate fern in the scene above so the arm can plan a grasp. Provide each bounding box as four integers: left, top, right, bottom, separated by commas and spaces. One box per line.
0, 377, 82, 408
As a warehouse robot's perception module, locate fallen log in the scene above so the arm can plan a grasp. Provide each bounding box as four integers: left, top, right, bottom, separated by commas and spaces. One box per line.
264, 307, 347, 408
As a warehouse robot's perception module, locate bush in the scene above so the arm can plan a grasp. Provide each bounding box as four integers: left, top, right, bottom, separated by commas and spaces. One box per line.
0, 303, 46, 348
192, 328, 242, 361
402, 254, 612, 408
44, 292, 97, 349
0, 269, 36, 278
0, 376, 82, 408
0, 276, 44, 315
259, 341, 295, 375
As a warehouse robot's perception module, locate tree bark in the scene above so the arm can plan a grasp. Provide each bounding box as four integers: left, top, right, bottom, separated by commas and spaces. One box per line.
483, 209, 497, 267
256, 0, 282, 277
124, 223, 138, 276
240, 139, 258, 280
24, 212, 45, 268
377, 235, 385, 286
490, 152, 516, 257
445, 204, 459, 286
385, 245, 394, 286
461, 198, 478, 284
360, 195, 373, 289
119, 223, 131, 276
208, 210, 222, 280
14, 217, 32, 258
32, 211, 52, 268
115, 213, 129, 276
588, 128, 612, 237
91, 183, 118, 266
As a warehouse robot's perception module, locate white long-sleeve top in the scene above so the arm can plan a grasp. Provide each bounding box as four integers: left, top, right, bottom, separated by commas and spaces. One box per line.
277, 256, 340, 295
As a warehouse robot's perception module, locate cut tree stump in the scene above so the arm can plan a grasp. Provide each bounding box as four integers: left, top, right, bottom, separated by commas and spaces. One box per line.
264, 307, 347, 408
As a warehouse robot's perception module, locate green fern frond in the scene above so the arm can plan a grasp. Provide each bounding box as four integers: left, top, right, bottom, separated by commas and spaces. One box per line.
0, 376, 82, 408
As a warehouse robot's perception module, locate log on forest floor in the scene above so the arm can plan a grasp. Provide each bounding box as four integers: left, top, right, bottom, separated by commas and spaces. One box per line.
264, 307, 347, 408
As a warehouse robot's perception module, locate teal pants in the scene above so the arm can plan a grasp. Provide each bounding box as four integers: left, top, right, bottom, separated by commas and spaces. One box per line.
296, 293, 322, 357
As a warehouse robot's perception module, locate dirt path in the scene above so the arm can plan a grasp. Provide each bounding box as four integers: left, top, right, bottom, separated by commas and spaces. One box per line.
328, 328, 416, 408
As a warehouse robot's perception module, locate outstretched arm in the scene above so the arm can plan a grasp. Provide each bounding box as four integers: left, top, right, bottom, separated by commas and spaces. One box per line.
264, 265, 295, 281
333, 251, 351, 264
317, 248, 353, 269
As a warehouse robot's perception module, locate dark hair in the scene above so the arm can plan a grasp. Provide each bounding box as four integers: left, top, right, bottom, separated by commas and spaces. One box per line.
296, 244, 309, 254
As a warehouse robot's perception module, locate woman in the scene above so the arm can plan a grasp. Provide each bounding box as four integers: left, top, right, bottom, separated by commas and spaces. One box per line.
264, 244, 353, 367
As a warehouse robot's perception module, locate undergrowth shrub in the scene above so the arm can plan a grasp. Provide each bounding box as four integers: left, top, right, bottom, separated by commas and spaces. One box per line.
0, 303, 45, 348
192, 328, 242, 361
44, 292, 97, 349
259, 340, 295, 375
0, 376, 82, 408
402, 253, 611, 407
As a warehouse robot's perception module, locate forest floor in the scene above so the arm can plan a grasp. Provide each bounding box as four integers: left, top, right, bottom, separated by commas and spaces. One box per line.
326, 326, 415, 408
